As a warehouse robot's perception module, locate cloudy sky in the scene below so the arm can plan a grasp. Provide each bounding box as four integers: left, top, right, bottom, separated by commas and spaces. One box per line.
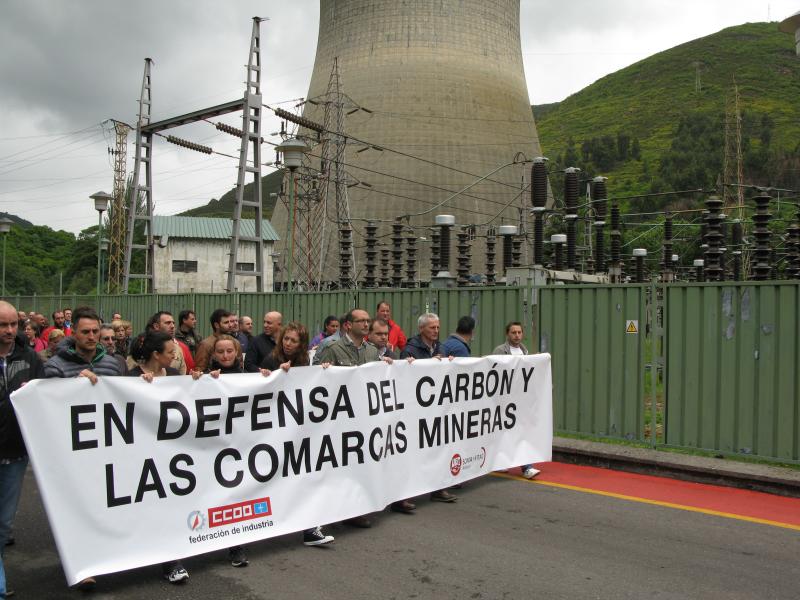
0, 0, 794, 234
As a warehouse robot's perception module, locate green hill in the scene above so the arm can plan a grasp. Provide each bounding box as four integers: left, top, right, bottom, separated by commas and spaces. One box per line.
178, 170, 283, 219
533, 22, 800, 211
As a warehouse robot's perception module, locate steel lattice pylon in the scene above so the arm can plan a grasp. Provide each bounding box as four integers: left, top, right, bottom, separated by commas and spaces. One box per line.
280, 58, 355, 290
107, 121, 129, 293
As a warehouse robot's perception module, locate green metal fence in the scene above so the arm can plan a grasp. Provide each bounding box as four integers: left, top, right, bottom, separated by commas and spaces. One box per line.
664, 282, 800, 462
5, 287, 528, 356
538, 285, 647, 442
8, 282, 799, 463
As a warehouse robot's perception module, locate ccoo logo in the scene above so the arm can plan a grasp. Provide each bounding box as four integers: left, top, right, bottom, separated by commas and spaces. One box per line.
187, 510, 206, 531
450, 453, 462, 476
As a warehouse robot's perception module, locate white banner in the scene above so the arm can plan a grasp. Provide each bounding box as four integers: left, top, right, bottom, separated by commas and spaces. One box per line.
12, 354, 552, 585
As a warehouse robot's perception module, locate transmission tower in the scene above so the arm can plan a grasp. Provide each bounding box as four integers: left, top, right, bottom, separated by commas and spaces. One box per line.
226, 17, 267, 293
123, 58, 155, 293
281, 57, 356, 290
723, 77, 747, 272
108, 120, 129, 293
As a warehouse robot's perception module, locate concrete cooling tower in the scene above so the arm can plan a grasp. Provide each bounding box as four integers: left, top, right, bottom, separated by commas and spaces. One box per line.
271, 0, 545, 289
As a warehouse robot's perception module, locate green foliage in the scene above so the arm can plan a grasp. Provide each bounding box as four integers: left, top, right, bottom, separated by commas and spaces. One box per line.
535, 22, 800, 202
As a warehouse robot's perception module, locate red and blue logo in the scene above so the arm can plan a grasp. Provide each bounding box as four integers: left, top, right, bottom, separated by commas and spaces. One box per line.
208, 497, 272, 528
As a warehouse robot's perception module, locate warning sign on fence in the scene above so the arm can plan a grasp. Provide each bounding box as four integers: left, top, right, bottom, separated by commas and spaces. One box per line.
626, 320, 639, 334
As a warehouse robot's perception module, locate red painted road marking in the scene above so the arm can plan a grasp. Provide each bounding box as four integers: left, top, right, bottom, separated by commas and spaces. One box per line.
494, 462, 800, 530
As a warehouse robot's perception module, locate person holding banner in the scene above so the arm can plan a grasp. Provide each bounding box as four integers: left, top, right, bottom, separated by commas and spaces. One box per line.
260, 323, 337, 546
127, 331, 191, 583
0, 301, 45, 600
492, 321, 541, 480
401, 313, 458, 504
191, 334, 274, 565
42, 306, 125, 590
318, 308, 384, 527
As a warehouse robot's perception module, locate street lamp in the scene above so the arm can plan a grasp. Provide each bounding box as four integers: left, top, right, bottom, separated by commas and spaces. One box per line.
275, 138, 310, 294
91, 191, 112, 296
0, 218, 12, 298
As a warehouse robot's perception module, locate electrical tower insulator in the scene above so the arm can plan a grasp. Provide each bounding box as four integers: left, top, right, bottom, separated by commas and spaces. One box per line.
363, 221, 378, 288
430, 229, 441, 276
693, 259, 705, 283
391, 220, 404, 287
551, 234, 566, 271
273, 107, 325, 134
339, 224, 353, 288
405, 228, 418, 287
498, 225, 517, 274
456, 227, 472, 286
751, 191, 772, 280
165, 135, 213, 154
786, 217, 800, 280
703, 196, 725, 281
435, 215, 455, 275
531, 157, 548, 208
485, 228, 497, 285
633, 248, 647, 283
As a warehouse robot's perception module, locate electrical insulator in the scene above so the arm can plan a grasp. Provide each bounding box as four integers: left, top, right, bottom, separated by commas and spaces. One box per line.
166, 135, 213, 155
273, 107, 325, 134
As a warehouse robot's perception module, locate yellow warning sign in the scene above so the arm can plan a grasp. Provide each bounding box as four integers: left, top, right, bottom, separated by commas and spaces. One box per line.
626, 320, 639, 334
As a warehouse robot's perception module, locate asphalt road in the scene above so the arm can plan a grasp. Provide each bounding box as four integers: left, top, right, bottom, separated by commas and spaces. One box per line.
5, 467, 799, 599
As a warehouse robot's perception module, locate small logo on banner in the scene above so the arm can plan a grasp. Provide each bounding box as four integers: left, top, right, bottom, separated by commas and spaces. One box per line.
208, 497, 272, 528
450, 454, 462, 476
187, 510, 206, 532
451, 448, 488, 476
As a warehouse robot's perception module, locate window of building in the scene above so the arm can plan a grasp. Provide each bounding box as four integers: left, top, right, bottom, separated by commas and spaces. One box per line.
236, 262, 255, 272
172, 260, 198, 273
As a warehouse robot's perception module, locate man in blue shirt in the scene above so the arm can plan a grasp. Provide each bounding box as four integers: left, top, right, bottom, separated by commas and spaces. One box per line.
441, 316, 475, 357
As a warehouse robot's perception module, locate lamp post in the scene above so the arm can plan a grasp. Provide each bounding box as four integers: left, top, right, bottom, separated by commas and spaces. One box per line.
275, 138, 310, 294
91, 191, 112, 296
0, 218, 12, 298
100, 238, 109, 292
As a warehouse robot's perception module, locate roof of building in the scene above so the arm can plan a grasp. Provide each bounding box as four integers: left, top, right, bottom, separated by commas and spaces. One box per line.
152, 215, 279, 241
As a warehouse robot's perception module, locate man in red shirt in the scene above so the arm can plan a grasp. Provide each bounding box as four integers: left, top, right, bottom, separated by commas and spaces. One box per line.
40, 310, 71, 343
376, 301, 407, 352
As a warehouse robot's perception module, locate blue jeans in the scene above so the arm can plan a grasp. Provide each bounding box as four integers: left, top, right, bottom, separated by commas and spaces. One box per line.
0, 457, 28, 597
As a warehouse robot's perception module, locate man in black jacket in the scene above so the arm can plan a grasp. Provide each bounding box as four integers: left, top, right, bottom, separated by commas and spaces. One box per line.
0, 301, 45, 599
245, 311, 282, 372
400, 313, 457, 503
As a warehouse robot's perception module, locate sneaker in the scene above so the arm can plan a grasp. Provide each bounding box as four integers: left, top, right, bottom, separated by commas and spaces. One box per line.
228, 545, 249, 567
163, 564, 189, 584
303, 526, 335, 546
430, 489, 457, 503
3, 589, 15, 598
523, 466, 541, 479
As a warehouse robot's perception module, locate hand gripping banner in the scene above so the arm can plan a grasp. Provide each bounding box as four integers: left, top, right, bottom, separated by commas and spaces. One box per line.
12, 354, 552, 584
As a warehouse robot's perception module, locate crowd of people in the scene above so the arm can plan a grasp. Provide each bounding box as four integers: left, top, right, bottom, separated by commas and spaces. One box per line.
0, 299, 539, 597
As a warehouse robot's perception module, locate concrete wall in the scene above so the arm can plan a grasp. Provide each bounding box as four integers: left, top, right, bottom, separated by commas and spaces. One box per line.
153, 239, 274, 293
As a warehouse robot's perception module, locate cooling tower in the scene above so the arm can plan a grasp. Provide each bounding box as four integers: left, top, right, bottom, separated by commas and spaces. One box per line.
272, 0, 545, 288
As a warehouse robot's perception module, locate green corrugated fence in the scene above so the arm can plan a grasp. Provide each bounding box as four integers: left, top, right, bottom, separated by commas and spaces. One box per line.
7, 281, 799, 463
